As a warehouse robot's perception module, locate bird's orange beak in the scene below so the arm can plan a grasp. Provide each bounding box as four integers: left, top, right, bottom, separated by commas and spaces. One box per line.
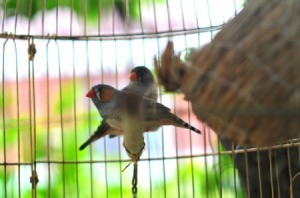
86, 89, 96, 98
129, 72, 138, 81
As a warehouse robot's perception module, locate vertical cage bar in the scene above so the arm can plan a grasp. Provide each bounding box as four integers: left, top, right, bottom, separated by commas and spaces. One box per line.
151, 0, 158, 33
231, 147, 237, 197
72, 40, 80, 198
12, 38, 21, 198
70, 0, 77, 196
183, 33, 195, 198
193, 0, 199, 29
31, 38, 38, 198
46, 39, 51, 198
257, 150, 263, 198
298, 141, 300, 171
208, 128, 217, 197
27, 38, 35, 198
287, 147, 292, 191
268, 148, 274, 198
203, 125, 209, 197
182, 27, 193, 198
27, 0, 32, 35
205, 0, 213, 28
114, 39, 123, 198
124, 0, 129, 34
187, 103, 195, 198
56, 40, 66, 198
179, 0, 186, 30
83, 0, 87, 36
244, 149, 250, 198
274, 151, 281, 198
233, 0, 238, 15
98, 0, 101, 35
298, 141, 300, 180
165, 0, 171, 31
217, 139, 222, 198
158, 59, 167, 197
56, 0, 59, 35
213, 129, 219, 197
14, 0, 20, 34
70, 0, 74, 36
1, 0, 6, 33
231, 144, 238, 198
137, 0, 144, 34
145, 135, 152, 198
99, 39, 109, 198
112, 0, 115, 35
30, 42, 37, 197
41, 0, 46, 36
86, 39, 94, 198
173, 96, 180, 197
139, 9, 153, 195
163, 0, 172, 196
2, 38, 8, 198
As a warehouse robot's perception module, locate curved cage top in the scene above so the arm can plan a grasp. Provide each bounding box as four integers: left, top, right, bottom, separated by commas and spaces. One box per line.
0, 0, 243, 40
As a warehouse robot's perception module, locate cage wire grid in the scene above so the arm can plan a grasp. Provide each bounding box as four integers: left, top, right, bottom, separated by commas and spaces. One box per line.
0, 0, 299, 197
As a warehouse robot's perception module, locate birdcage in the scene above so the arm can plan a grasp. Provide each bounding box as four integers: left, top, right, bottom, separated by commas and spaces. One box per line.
0, 0, 299, 197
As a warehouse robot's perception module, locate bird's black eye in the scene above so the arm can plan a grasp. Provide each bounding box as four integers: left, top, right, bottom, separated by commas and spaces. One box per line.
139, 75, 143, 82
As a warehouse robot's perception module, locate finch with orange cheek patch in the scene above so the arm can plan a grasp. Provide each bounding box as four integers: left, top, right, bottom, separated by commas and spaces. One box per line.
84, 84, 201, 138
79, 66, 157, 150
84, 84, 201, 161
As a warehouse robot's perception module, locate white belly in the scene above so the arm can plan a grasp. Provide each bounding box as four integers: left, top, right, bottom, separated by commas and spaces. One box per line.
107, 118, 163, 132
106, 118, 123, 130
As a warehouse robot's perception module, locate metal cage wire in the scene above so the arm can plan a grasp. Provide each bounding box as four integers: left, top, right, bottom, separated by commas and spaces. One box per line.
0, 0, 299, 198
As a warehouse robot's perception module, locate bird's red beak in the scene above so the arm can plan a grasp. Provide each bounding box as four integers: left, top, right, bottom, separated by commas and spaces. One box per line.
86, 89, 96, 98
129, 72, 138, 81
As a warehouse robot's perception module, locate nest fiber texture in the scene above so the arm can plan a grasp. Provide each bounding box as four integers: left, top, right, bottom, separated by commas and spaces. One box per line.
156, 0, 300, 146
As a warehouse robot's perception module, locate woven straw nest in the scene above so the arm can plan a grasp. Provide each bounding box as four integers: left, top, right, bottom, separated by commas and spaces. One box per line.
155, 0, 300, 146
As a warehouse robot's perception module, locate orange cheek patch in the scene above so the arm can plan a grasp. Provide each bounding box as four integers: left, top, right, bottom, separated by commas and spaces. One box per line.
100, 88, 114, 103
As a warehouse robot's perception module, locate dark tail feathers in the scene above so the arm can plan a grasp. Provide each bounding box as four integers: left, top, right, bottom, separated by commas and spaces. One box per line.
79, 121, 110, 150
176, 117, 201, 134
79, 137, 95, 150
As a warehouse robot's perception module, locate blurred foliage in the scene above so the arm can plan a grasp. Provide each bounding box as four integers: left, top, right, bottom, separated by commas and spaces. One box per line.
3, 0, 164, 22
0, 90, 12, 112
0, 120, 18, 148
55, 81, 76, 114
